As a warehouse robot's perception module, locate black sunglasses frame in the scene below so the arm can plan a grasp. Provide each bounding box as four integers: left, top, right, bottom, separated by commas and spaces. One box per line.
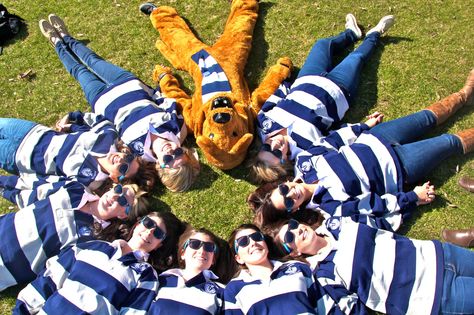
162, 147, 184, 165
113, 184, 131, 215
140, 216, 167, 240
278, 184, 295, 212
185, 238, 217, 253
234, 231, 265, 253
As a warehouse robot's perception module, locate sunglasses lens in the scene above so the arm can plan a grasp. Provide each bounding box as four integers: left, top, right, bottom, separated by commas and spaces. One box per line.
174, 147, 184, 157
261, 144, 271, 152
249, 232, 264, 242
288, 219, 299, 230
284, 231, 295, 244
114, 184, 123, 194
125, 154, 134, 163
187, 239, 201, 250
119, 163, 129, 176
284, 198, 294, 210
153, 227, 166, 240
273, 149, 282, 159
117, 195, 128, 207
203, 242, 216, 253
141, 216, 155, 229
278, 184, 289, 196
237, 235, 250, 248
163, 155, 173, 164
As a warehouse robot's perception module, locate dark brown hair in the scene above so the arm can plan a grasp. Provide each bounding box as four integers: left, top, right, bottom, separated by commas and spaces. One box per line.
177, 227, 238, 284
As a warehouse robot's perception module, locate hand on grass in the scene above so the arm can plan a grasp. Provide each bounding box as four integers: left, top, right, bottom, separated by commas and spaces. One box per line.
365, 112, 384, 128
414, 181, 436, 205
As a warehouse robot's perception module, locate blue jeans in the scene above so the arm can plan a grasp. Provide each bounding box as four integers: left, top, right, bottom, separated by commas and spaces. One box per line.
370, 110, 464, 184
440, 243, 474, 314
297, 30, 380, 103
0, 118, 37, 174
55, 36, 135, 105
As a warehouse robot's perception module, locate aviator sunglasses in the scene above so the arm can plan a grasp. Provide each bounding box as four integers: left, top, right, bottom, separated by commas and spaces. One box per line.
184, 238, 217, 253
113, 184, 131, 216
260, 143, 284, 164
118, 154, 135, 182
160, 147, 184, 169
234, 231, 265, 253
278, 184, 295, 212
282, 219, 299, 254
140, 216, 167, 240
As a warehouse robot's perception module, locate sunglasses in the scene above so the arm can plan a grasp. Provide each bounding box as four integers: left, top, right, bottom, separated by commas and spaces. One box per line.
278, 184, 295, 212
160, 147, 184, 169
184, 238, 217, 253
261, 143, 284, 164
140, 216, 167, 240
118, 154, 135, 182
113, 184, 131, 216
234, 231, 265, 253
282, 219, 299, 254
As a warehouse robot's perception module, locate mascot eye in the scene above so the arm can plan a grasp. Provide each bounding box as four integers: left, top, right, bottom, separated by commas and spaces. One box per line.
232, 132, 238, 137
209, 133, 215, 140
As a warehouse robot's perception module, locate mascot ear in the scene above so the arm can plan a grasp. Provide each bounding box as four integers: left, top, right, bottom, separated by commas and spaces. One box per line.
196, 133, 254, 170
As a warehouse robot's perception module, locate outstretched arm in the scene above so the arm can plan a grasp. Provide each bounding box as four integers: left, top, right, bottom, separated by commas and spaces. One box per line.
250, 57, 293, 116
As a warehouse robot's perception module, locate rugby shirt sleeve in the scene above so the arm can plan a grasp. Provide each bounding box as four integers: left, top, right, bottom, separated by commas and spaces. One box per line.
319, 191, 419, 232
14, 245, 77, 314
119, 265, 159, 314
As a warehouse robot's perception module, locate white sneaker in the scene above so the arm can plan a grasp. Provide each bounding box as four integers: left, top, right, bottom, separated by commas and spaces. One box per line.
367, 15, 395, 35
345, 14, 362, 39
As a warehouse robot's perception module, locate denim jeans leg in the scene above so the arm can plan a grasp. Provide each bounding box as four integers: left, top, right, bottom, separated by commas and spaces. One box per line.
440, 243, 474, 314
393, 133, 463, 184
297, 30, 359, 78
55, 42, 108, 104
0, 118, 37, 174
370, 110, 438, 144
326, 32, 380, 102
62, 36, 135, 85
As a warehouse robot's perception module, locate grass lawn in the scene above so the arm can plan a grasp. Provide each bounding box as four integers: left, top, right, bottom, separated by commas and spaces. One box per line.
0, 0, 473, 312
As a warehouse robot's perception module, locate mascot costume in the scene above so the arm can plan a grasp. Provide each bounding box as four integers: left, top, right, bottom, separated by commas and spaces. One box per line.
148, 0, 292, 169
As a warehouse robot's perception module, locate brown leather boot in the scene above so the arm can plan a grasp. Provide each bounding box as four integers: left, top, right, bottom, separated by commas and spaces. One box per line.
442, 228, 474, 247
426, 69, 474, 125
459, 176, 474, 192
455, 128, 474, 154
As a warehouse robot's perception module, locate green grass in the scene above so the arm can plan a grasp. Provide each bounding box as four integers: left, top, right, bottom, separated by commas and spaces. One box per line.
0, 0, 473, 311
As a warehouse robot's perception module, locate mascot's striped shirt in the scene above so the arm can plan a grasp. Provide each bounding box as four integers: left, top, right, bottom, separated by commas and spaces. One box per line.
90, 78, 186, 161
295, 125, 419, 221
223, 260, 318, 315
0, 180, 95, 291
257, 75, 350, 159
311, 216, 443, 315
149, 269, 224, 314
15, 113, 117, 188
14, 240, 158, 314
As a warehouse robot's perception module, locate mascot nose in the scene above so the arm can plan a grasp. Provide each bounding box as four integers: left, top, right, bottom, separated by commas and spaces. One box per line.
211, 96, 232, 109
213, 113, 231, 124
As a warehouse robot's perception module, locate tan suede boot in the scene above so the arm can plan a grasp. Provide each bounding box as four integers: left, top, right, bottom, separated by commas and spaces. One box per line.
456, 128, 474, 154
426, 69, 474, 125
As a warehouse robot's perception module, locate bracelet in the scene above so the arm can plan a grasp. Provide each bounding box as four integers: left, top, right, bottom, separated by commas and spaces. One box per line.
158, 72, 168, 83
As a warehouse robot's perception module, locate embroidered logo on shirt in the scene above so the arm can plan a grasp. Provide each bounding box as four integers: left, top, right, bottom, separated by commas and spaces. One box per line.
78, 226, 92, 237
130, 262, 148, 273
327, 217, 341, 231
284, 265, 298, 275
132, 141, 144, 154
262, 119, 273, 132
162, 112, 171, 121
300, 160, 312, 172
204, 282, 217, 294
80, 167, 96, 178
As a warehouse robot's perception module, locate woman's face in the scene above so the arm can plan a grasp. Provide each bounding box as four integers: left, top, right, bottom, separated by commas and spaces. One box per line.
181, 232, 215, 272
101, 152, 140, 182
234, 228, 269, 266
129, 215, 167, 253
257, 134, 289, 166
96, 185, 135, 220
269, 181, 308, 213
277, 221, 318, 256
152, 138, 187, 168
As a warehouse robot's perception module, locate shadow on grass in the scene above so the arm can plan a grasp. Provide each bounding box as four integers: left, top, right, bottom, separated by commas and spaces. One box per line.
348, 36, 413, 123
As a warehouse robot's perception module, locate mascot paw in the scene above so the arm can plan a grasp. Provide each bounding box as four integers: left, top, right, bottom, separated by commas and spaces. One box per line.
277, 57, 293, 70
152, 64, 172, 83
